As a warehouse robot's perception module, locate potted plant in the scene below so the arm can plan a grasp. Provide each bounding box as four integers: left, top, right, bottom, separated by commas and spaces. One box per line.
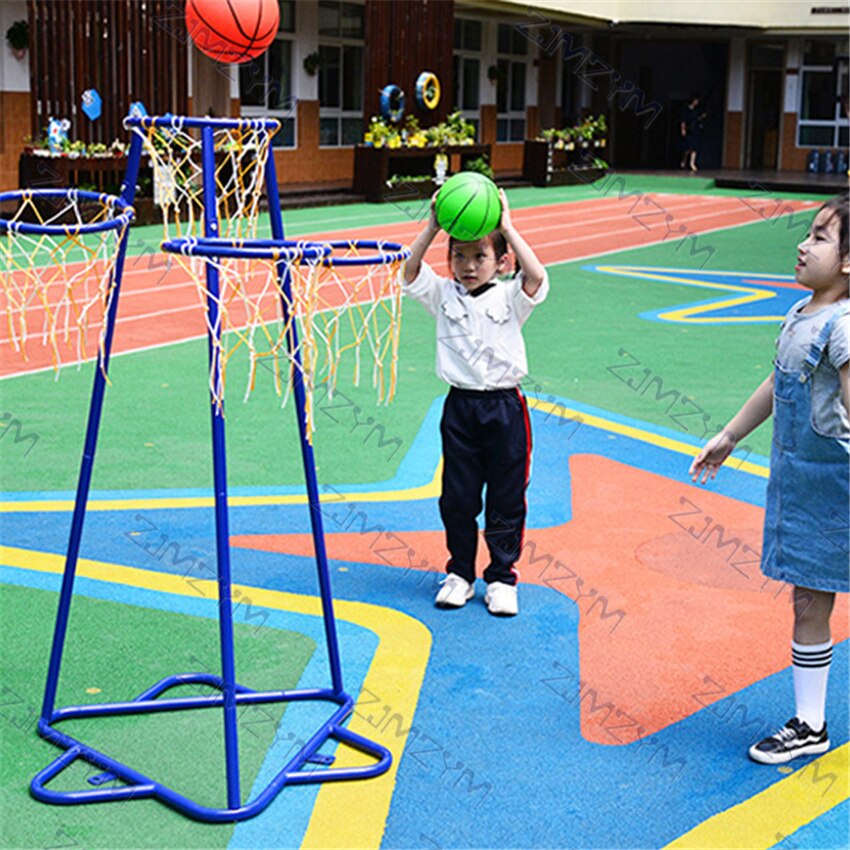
303, 51, 320, 76
6, 19, 28, 59
462, 155, 494, 180
487, 64, 505, 84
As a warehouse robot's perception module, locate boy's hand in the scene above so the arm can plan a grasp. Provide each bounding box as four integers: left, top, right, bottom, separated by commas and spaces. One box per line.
689, 431, 737, 484
404, 192, 442, 285
498, 188, 512, 234
428, 191, 440, 232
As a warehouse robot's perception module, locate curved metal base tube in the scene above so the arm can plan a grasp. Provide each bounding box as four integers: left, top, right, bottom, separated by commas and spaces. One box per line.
30, 674, 392, 823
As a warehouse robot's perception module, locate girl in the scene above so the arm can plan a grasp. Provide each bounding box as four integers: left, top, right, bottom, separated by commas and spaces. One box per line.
690, 192, 849, 764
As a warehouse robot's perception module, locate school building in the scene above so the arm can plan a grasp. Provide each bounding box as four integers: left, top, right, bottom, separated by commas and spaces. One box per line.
0, 0, 847, 193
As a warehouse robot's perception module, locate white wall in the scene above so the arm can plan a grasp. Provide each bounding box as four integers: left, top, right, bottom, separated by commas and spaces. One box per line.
0, 0, 31, 93
479, 18, 497, 107
726, 38, 745, 112
784, 39, 801, 114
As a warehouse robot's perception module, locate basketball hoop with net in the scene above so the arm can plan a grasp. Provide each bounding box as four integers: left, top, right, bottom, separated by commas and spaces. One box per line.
1, 114, 410, 823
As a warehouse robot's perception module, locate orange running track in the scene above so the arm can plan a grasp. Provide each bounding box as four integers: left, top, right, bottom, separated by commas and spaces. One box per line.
1, 193, 819, 378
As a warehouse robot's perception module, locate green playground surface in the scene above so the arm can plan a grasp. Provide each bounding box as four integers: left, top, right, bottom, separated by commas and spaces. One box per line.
0, 582, 315, 849
1, 176, 843, 849
0, 185, 825, 493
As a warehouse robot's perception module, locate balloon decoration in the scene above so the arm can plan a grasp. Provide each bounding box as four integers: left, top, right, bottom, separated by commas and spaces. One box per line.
380, 84, 405, 122
47, 118, 70, 153
415, 72, 441, 110
81, 89, 102, 121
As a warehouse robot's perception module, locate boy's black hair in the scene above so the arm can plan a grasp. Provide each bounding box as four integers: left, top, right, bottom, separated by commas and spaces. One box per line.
819, 192, 849, 260
448, 230, 508, 259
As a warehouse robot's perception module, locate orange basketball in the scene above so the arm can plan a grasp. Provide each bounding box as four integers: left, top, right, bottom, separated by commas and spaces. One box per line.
185, 0, 279, 64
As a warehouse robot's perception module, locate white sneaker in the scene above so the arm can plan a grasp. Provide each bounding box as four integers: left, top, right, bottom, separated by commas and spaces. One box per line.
435, 574, 474, 608
484, 582, 518, 616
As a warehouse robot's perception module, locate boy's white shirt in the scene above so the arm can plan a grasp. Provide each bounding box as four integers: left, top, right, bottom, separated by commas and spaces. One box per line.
403, 261, 549, 389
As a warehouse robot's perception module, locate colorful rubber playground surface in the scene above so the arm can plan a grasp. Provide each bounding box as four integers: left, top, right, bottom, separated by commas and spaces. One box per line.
1, 175, 848, 848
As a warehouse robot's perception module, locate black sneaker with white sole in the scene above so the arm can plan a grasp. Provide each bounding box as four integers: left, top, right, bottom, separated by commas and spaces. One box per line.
748, 717, 829, 764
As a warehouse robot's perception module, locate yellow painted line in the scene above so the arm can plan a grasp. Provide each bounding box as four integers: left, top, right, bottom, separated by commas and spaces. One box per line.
0, 544, 431, 849
600, 266, 797, 280
596, 266, 760, 293
0, 400, 768, 516
661, 292, 780, 324
0, 461, 443, 513
595, 265, 787, 323
664, 744, 848, 849
528, 399, 769, 478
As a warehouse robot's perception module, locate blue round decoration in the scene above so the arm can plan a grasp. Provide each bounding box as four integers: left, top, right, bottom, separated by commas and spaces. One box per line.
380, 85, 405, 122
81, 89, 102, 121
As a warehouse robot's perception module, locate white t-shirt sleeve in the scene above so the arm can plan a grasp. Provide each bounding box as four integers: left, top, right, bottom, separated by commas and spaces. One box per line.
402, 261, 446, 317
511, 269, 550, 326
828, 310, 850, 370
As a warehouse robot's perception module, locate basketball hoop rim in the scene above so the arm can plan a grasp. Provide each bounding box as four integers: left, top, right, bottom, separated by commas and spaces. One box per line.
124, 115, 281, 134
161, 236, 330, 263
319, 240, 412, 267
0, 189, 135, 235
161, 236, 411, 267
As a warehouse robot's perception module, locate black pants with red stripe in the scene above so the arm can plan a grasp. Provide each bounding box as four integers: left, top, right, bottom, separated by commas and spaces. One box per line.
439, 386, 531, 586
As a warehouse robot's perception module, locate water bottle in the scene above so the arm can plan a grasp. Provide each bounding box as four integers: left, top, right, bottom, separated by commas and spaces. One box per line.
820, 150, 834, 173
836, 149, 848, 174
806, 150, 820, 173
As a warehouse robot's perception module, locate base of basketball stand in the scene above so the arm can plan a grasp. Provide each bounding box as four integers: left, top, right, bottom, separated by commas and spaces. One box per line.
30, 673, 392, 823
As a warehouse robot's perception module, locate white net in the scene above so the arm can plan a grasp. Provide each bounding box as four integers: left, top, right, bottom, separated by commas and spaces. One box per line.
164, 239, 405, 432
0, 191, 133, 373
129, 117, 272, 241
128, 117, 408, 430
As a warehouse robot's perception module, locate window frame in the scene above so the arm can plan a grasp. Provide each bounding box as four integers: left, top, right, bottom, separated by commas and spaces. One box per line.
495, 23, 528, 144
796, 47, 849, 149
452, 17, 482, 140
238, 1, 297, 149
318, 0, 366, 149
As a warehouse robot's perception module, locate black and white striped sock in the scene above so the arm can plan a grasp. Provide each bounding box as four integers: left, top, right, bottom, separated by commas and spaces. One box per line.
792, 639, 833, 731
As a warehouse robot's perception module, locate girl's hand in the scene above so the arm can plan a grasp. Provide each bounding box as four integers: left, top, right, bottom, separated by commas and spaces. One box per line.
689, 431, 737, 484
498, 188, 512, 234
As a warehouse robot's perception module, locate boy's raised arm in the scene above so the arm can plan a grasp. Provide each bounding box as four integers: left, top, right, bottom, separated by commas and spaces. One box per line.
498, 189, 545, 297
403, 195, 441, 285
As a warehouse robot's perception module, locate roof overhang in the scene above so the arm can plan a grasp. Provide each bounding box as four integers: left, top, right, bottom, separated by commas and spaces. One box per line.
464, 0, 850, 32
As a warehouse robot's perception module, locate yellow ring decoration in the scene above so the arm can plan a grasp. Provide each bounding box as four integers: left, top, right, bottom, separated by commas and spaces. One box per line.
415, 72, 441, 110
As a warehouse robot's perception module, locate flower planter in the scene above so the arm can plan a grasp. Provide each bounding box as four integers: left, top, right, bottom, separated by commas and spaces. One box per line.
384, 179, 437, 202
353, 144, 491, 203
19, 152, 129, 194
17, 153, 161, 224
522, 140, 607, 188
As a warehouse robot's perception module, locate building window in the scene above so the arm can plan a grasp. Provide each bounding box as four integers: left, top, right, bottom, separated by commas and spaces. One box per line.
496, 23, 527, 142
238, 1, 296, 147
797, 40, 849, 148
453, 18, 482, 139
319, 0, 365, 147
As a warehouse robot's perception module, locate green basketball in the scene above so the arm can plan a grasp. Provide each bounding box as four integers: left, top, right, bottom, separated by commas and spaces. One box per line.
435, 172, 501, 242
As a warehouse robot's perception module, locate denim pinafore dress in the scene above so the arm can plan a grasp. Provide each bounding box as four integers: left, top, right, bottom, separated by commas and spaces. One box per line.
760, 300, 850, 593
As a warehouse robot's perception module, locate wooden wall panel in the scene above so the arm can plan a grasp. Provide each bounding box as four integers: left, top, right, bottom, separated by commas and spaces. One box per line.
364, 0, 454, 127
27, 0, 188, 144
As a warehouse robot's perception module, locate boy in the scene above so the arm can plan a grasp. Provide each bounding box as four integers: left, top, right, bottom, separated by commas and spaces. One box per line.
403, 189, 548, 616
